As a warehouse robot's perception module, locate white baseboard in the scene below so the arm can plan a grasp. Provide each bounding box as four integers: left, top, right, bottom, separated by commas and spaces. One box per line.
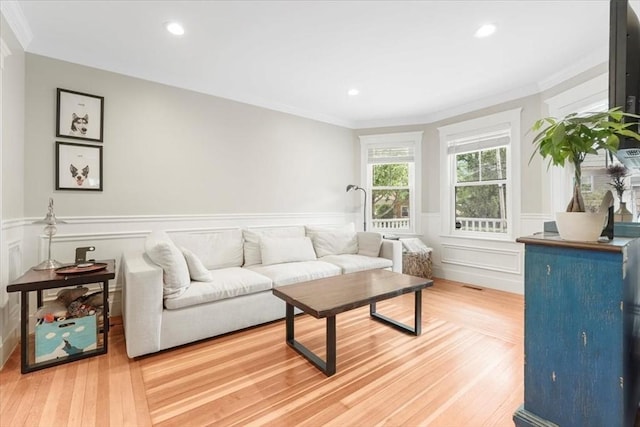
432, 265, 524, 294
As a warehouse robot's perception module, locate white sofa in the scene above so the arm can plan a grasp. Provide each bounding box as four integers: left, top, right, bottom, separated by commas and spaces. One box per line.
121, 225, 402, 358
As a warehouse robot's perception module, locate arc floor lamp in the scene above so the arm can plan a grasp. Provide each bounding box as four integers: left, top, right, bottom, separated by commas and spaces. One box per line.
346, 184, 367, 231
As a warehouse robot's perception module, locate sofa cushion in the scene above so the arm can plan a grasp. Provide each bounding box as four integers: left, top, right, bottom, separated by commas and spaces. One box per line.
311, 231, 358, 258
172, 229, 243, 269
180, 247, 212, 282
260, 236, 316, 266
144, 231, 190, 299
320, 254, 393, 274
357, 232, 383, 257
246, 260, 341, 287
164, 267, 273, 310
243, 226, 306, 266
305, 223, 355, 236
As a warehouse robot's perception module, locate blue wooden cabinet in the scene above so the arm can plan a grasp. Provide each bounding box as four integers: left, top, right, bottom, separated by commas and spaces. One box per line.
514, 235, 640, 427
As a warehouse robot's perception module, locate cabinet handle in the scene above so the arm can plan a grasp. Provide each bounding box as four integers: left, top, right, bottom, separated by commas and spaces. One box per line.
551, 371, 557, 382
546, 265, 551, 275
582, 332, 587, 347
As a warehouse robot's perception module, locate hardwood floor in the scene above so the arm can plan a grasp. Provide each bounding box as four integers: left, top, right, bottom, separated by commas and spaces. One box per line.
0, 279, 524, 426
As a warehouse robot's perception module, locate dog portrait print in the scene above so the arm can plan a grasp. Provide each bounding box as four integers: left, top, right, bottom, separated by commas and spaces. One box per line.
70, 113, 89, 137
56, 142, 102, 191
56, 89, 104, 142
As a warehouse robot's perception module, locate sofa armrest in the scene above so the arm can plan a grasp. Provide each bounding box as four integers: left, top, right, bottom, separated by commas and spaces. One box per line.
122, 251, 164, 358
380, 239, 403, 273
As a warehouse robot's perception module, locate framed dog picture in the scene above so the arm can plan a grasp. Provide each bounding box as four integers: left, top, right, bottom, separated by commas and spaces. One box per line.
56, 88, 104, 142
56, 141, 103, 191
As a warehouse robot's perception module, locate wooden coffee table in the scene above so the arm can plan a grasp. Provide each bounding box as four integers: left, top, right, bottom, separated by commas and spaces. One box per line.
272, 269, 433, 376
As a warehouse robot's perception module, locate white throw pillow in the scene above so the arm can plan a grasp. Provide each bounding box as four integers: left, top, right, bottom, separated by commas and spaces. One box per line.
172, 229, 243, 270
305, 223, 355, 235
144, 231, 190, 298
243, 226, 306, 266
312, 231, 358, 258
357, 232, 383, 257
259, 236, 317, 266
180, 246, 212, 282
400, 237, 432, 254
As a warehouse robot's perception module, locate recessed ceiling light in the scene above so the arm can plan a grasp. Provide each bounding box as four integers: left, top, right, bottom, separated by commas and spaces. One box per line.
474, 23, 496, 38
166, 22, 185, 36
347, 88, 360, 96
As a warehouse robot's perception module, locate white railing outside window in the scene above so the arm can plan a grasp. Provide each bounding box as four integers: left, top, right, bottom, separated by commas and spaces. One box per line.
372, 218, 411, 230
456, 217, 508, 233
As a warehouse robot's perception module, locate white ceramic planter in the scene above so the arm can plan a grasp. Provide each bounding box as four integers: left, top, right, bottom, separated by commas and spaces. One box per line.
555, 212, 607, 242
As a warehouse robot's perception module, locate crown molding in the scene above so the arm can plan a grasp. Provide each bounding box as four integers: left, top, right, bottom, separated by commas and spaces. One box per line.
537, 44, 608, 92
353, 83, 539, 129
0, 1, 33, 49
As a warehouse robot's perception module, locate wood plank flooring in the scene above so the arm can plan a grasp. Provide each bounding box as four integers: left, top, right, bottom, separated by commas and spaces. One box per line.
0, 279, 524, 426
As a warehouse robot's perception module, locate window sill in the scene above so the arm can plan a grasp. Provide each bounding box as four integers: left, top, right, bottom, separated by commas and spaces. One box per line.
439, 232, 516, 244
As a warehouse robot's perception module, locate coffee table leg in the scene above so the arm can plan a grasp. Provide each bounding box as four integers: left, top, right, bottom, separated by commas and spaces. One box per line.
370, 290, 422, 336
286, 303, 294, 342
284, 303, 336, 376
326, 316, 336, 376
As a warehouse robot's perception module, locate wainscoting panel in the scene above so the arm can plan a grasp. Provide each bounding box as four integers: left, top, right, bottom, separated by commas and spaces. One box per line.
441, 244, 521, 274
421, 212, 527, 294
1, 229, 23, 369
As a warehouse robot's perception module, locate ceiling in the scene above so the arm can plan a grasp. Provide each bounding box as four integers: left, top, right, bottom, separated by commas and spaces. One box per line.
4, 1, 639, 129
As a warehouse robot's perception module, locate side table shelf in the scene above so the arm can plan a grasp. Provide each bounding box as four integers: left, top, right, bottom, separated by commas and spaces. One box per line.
7, 259, 116, 374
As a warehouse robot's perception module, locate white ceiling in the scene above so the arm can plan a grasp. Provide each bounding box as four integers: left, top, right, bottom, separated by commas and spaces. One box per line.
4, 0, 639, 129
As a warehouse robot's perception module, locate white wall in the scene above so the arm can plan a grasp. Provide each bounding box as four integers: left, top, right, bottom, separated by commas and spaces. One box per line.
24, 54, 356, 217
1, 13, 25, 369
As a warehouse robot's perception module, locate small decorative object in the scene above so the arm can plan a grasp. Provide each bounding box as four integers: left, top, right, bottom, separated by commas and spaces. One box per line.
606, 164, 634, 222
75, 246, 95, 265
33, 198, 67, 270
346, 184, 367, 231
56, 141, 103, 191
56, 88, 104, 142
529, 107, 640, 241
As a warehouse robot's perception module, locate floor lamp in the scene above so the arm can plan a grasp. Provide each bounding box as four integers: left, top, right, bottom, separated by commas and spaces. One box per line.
346, 184, 367, 231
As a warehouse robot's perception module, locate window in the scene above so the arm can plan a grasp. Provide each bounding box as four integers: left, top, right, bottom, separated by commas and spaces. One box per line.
545, 75, 639, 218
439, 109, 521, 239
359, 132, 422, 234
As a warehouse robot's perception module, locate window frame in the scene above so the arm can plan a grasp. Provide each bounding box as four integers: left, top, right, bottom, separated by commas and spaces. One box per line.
438, 108, 522, 240
359, 131, 423, 235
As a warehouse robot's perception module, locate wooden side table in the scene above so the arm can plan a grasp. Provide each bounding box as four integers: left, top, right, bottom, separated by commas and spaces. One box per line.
7, 260, 115, 374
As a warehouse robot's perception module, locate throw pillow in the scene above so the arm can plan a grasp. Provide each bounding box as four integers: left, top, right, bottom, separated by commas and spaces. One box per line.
180, 246, 212, 282
260, 236, 317, 266
243, 226, 306, 266
172, 229, 243, 270
144, 231, 190, 298
312, 231, 358, 258
357, 232, 383, 257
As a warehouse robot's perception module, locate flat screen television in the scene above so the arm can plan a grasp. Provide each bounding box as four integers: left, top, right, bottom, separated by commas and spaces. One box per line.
610, 0, 640, 170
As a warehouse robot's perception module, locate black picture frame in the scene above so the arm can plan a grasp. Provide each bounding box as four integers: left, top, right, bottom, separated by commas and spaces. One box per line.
56, 88, 104, 142
56, 141, 103, 191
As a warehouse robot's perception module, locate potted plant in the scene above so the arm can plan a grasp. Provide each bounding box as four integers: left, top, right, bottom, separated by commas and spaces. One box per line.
530, 107, 640, 240
607, 163, 633, 221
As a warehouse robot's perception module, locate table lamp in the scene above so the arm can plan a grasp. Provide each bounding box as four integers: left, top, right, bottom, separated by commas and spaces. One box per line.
33, 198, 66, 270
